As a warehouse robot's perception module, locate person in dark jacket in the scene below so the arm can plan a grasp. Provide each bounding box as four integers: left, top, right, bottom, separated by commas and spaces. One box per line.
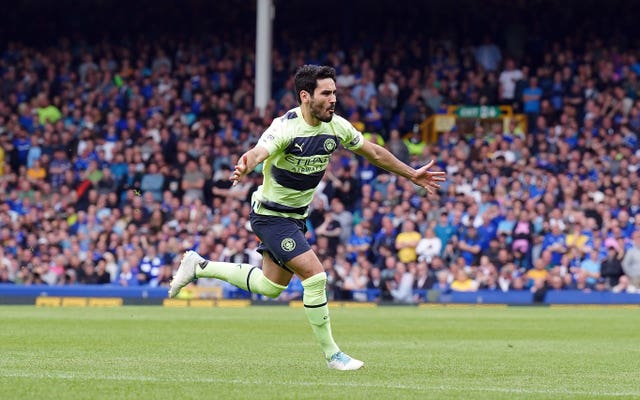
600, 241, 624, 288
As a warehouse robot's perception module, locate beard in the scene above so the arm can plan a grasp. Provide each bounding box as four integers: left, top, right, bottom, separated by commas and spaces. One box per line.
310, 99, 334, 123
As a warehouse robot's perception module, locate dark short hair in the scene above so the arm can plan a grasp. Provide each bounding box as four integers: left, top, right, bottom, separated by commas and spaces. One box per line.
294, 65, 336, 104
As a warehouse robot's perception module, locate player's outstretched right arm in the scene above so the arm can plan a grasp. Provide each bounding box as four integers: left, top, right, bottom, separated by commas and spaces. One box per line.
231, 146, 269, 186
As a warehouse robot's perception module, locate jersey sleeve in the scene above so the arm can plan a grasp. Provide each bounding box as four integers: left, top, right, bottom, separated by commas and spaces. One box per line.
331, 115, 365, 151
255, 117, 290, 155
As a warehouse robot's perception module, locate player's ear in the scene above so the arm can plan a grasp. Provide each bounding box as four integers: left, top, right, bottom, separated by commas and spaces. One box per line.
300, 90, 310, 103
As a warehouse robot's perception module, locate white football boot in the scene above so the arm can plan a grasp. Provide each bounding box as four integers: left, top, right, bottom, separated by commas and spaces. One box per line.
168, 251, 205, 298
327, 351, 364, 371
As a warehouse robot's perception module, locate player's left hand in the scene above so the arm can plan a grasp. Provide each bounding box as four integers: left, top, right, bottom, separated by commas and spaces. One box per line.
410, 160, 446, 195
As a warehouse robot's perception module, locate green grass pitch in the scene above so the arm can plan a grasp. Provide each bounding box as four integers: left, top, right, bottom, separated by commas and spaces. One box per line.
1, 305, 639, 400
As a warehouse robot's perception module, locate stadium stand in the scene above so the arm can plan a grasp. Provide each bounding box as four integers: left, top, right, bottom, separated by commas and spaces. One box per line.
1, 0, 640, 305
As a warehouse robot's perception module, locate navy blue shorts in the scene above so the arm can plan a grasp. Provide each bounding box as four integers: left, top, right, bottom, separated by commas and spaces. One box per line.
249, 211, 311, 270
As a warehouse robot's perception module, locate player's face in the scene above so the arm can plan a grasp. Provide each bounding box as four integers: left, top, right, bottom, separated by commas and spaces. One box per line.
309, 78, 337, 123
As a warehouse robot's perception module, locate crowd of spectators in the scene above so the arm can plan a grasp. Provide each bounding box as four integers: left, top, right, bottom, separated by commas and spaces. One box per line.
1, 15, 640, 302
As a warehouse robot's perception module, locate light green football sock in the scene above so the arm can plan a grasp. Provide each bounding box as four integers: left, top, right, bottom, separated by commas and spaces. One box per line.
302, 272, 340, 359
197, 261, 287, 298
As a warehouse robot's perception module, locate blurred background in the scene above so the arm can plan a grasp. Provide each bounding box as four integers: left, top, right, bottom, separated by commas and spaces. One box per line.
1, 0, 640, 304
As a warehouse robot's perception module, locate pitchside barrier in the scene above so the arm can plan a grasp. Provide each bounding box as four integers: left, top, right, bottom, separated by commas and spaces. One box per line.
1, 284, 639, 306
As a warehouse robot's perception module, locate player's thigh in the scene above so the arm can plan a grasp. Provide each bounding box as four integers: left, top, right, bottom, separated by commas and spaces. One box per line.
284, 249, 325, 280
262, 248, 324, 283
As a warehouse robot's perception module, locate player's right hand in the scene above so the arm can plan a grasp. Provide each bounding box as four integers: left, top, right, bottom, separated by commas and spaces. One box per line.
231, 154, 249, 186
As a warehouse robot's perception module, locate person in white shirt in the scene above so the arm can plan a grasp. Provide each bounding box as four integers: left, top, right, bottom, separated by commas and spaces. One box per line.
416, 227, 443, 263
499, 58, 524, 105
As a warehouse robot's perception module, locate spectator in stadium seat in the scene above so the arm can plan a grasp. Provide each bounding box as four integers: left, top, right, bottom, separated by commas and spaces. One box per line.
497, 263, 515, 292
116, 261, 139, 287
395, 220, 421, 263
433, 212, 456, 253
366, 267, 384, 294
326, 166, 361, 212
474, 35, 502, 72
335, 64, 356, 92
475, 255, 498, 288
600, 240, 625, 288
155, 265, 174, 288
522, 76, 543, 126
413, 261, 434, 291
343, 264, 369, 302
96, 167, 119, 196
181, 159, 205, 203
577, 247, 602, 289
371, 216, 398, 262
622, 230, 640, 292
386, 262, 415, 303
616, 209, 635, 238
484, 237, 504, 268
458, 225, 482, 267
350, 70, 377, 111
450, 269, 477, 292
314, 211, 343, 254
509, 273, 527, 291
0, 263, 12, 284
385, 128, 410, 165
403, 129, 427, 158
346, 223, 372, 263
329, 198, 354, 243
541, 221, 567, 267
431, 268, 451, 293
565, 221, 591, 252
140, 162, 165, 202
363, 96, 385, 134
95, 258, 112, 284
397, 89, 422, 134
511, 209, 535, 268
416, 227, 442, 263
377, 72, 399, 132
499, 58, 524, 107
26, 159, 46, 182
526, 258, 549, 288
78, 262, 99, 284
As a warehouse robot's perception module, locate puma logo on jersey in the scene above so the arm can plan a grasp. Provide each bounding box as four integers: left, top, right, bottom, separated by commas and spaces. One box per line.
294, 143, 304, 153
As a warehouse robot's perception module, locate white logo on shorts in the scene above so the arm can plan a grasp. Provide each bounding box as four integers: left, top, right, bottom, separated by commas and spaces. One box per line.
281, 238, 296, 252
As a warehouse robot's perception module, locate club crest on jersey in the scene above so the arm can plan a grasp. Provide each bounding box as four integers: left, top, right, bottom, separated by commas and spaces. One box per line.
281, 238, 296, 252
323, 138, 337, 153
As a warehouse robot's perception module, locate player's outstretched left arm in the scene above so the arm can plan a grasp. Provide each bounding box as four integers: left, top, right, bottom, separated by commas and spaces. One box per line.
352, 140, 446, 194
408, 160, 446, 194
